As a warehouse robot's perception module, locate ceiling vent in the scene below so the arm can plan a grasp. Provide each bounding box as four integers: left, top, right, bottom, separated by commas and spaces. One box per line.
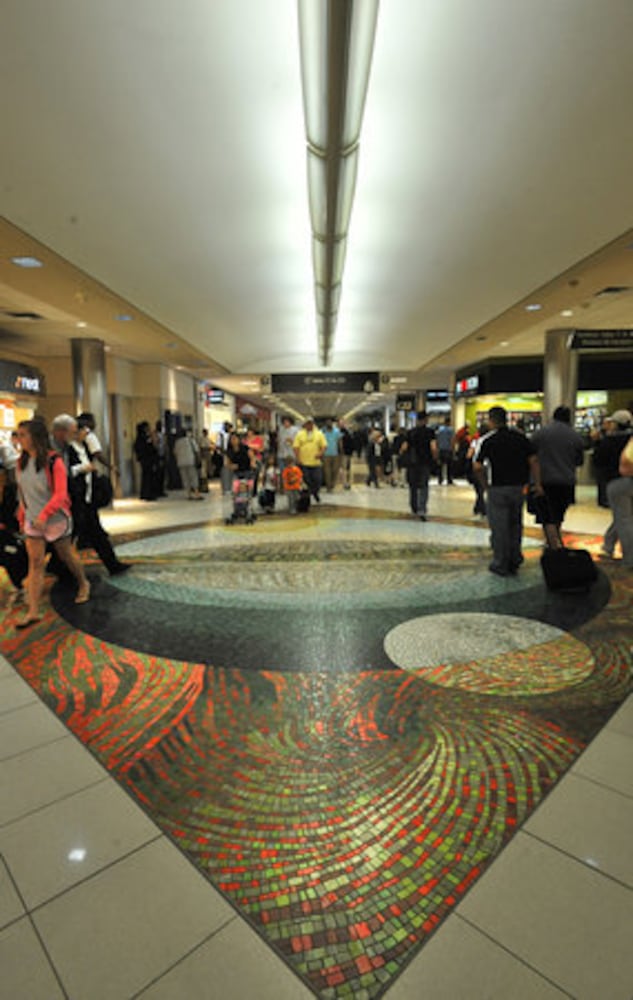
0, 309, 45, 321
594, 286, 631, 297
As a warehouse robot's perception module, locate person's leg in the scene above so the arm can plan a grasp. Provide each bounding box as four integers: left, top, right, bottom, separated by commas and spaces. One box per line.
607, 477, 633, 567
83, 504, 123, 573
486, 487, 509, 573
602, 518, 618, 555
508, 486, 525, 570
446, 451, 454, 484
53, 536, 90, 601
22, 536, 46, 621
408, 470, 420, 513
418, 465, 430, 516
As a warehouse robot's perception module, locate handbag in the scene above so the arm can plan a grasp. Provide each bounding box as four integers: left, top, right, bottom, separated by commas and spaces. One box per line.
92, 473, 113, 509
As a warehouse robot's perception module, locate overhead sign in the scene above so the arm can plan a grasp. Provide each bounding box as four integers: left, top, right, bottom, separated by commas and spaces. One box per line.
454, 375, 480, 397
0, 360, 45, 396
205, 387, 225, 405
426, 389, 449, 401
396, 393, 416, 412
568, 329, 633, 350
271, 372, 379, 394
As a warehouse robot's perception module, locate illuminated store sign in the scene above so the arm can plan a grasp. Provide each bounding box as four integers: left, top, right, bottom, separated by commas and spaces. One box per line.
206, 387, 225, 405
0, 360, 45, 396
454, 375, 480, 397
395, 393, 416, 412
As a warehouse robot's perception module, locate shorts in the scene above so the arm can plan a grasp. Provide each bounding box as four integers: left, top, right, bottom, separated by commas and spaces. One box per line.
24, 515, 72, 543
535, 483, 575, 526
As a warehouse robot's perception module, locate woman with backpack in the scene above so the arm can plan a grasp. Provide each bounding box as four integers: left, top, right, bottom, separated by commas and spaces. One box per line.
15, 418, 90, 628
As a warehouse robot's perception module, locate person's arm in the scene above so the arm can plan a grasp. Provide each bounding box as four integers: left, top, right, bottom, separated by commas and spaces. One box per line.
528, 454, 544, 494
39, 456, 69, 522
619, 441, 633, 476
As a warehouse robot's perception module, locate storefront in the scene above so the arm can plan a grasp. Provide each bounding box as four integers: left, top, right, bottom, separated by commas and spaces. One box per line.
454, 355, 633, 437
0, 359, 45, 441
201, 384, 236, 439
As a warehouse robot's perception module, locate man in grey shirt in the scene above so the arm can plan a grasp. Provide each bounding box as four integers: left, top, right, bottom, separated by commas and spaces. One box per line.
530, 406, 584, 539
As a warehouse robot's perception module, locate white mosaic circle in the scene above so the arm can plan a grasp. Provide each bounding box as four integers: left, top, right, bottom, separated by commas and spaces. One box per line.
384, 613, 595, 695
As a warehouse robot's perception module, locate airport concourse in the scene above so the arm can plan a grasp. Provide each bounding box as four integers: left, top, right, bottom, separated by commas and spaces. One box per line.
1, 2, 633, 999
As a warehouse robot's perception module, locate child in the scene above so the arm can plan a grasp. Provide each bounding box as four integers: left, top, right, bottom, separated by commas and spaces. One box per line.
281, 460, 304, 514
259, 455, 280, 513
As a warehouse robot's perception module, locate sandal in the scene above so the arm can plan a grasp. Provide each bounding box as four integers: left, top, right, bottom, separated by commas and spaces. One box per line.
75, 583, 91, 605
15, 615, 43, 630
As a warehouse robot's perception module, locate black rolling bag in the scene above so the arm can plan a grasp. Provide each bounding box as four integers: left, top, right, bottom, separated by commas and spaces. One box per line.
540, 546, 597, 592
0, 527, 29, 590
296, 488, 311, 513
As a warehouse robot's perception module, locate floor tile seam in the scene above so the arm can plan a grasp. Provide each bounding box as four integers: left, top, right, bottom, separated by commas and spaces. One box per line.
563, 768, 633, 803
0, 695, 39, 718
568, 768, 633, 802
0, 732, 70, 764
0, 774, 111, 831
27, 831, 164, 916
520, 828, 633, 893
0, 855, 71, 1000
453, 913, 576, 999
128, 914, 241, 999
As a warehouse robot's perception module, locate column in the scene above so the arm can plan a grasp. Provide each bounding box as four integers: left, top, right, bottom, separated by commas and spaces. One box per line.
543, 329, 578, 423
71, 338, 110, 456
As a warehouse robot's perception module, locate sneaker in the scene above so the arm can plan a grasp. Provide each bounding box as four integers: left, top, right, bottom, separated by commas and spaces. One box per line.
419, 514, 427, 522
110, 563, 132, 576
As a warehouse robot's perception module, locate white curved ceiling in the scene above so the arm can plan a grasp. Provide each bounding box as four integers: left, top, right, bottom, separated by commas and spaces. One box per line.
2, 0, 633, 374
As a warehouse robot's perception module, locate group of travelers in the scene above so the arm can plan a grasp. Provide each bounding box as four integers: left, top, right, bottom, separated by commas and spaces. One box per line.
0, 412, 131, 628
2, 401, 632, 624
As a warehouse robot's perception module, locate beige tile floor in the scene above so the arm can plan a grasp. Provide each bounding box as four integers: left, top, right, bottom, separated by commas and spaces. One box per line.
1, 481, 631, 999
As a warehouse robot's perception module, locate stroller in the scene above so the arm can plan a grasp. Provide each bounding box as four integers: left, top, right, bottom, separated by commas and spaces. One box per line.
225, 470, 257, 525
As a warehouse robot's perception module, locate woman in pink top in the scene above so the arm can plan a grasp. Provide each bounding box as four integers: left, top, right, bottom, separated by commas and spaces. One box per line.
15, 418, 90, 627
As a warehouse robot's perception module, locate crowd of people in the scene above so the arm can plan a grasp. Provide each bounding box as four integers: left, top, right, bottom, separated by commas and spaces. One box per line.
1, 404, 632, 623
0, 412, 131, 626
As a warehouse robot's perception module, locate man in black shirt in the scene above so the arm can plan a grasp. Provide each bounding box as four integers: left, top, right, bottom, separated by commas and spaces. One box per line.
474, 406, 542, 576
404, 411, 438, 521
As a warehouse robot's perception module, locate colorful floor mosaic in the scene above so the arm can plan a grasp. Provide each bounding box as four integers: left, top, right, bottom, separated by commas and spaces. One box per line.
1, 512, 632, 998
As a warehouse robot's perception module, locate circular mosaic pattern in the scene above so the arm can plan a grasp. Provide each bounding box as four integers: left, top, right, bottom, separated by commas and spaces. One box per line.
384, 613, 595, 695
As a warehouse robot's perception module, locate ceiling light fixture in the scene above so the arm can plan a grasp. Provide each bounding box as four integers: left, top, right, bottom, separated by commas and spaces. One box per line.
10, 255, 43, 268
298, 0, 379, 366
524, 303, 542, 312
560, 309, 574, 317
76, 321, 87, 328
499, 340, 510, 347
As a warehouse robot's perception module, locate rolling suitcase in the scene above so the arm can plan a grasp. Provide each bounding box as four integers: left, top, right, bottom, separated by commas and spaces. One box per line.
540, 545, 597, 592
0, 527, 29, 590
296, 488, 311, 513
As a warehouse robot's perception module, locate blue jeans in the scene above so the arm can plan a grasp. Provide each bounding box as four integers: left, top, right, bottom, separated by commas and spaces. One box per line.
487, 485, 525, 572
407, 465, 430, 515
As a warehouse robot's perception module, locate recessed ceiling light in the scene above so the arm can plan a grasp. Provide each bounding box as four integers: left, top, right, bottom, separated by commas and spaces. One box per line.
499, 340, 510, 347
115, 313, 133, 322
11, 256, 43, 268
560, 309, 574, 317
104, 345, 111, 352
525, 303, 542, 312
76, 321, 87, 328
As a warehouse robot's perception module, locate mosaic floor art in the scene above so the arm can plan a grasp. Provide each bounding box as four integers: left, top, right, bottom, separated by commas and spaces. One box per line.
1, 512, 632, 999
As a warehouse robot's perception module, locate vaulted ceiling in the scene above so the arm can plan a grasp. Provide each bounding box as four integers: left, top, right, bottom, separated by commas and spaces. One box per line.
2, 0, 633, 380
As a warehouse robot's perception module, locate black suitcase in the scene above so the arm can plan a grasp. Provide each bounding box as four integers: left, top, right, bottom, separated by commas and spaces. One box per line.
296, 488, 311, 513
541, 546, 597, 592
0, 528, 29, 589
